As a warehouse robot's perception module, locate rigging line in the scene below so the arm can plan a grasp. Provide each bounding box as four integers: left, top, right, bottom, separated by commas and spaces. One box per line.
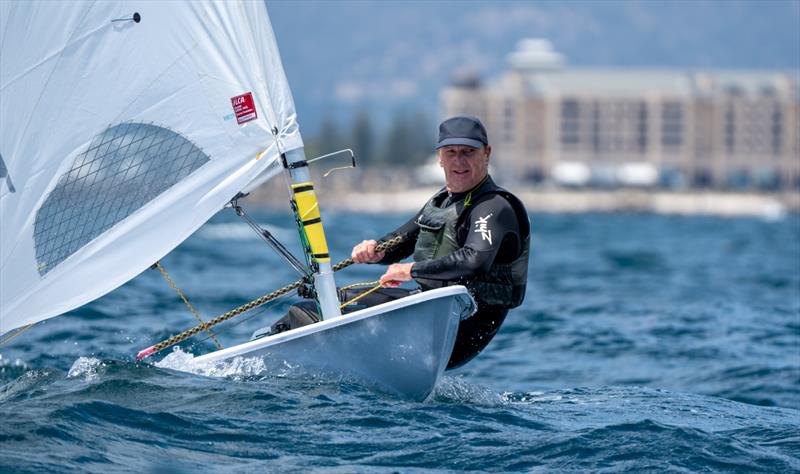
137, 278, 304, 360
232, 200, 307, 277
136, 234, 406, 360
269, 125, 298, 210
340, 282, 384, 309
266, 121, 288, 182
187, 293, 293, 350
153, 262, 223, 350
340, 280, 381, 290
0, 324, 33, 346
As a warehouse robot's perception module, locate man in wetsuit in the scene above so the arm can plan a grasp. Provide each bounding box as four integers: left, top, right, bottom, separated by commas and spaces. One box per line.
351, 116, 530, 369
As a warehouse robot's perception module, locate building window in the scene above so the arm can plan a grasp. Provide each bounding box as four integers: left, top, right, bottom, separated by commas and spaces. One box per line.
637, 102, 648, 153
503, 100, 514, 144
661, 102, 683, 147
725, 105, 735, 155
693, 169, 712, 188
582, 100, 649, 155
561, 99, 580, 145
772, 106, 783, 156
755, 168, 780, 190
591, 102, 601, 152
726, 169, 750, 189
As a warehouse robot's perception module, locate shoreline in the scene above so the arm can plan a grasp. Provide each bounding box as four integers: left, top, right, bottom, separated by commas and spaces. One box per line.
250, 186, 800, 218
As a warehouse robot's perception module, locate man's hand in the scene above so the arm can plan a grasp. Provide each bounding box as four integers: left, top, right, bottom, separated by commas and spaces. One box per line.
351, 239, 385, 263
379, 263, 414, 288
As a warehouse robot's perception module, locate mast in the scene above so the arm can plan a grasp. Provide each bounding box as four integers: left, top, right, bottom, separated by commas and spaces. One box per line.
283, 147, 342, 320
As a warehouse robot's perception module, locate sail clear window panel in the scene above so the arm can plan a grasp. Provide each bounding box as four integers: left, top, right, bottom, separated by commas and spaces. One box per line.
33, 123, 210, 275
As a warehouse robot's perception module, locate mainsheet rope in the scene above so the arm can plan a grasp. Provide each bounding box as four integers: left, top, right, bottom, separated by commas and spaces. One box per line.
190, 281, 385, 349
136, 235, 405, 360
339, 280, 383, 309
153, 262, 223, 350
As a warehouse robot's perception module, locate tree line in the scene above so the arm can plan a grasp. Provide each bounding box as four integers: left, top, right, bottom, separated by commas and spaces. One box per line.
303, 109, 434, 168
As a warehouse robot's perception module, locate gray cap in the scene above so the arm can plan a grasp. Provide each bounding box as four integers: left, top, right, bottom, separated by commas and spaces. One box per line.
436, 116, 488, 149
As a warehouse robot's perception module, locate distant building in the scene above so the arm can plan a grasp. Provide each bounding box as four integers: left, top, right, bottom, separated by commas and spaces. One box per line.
441, 39, 800, 190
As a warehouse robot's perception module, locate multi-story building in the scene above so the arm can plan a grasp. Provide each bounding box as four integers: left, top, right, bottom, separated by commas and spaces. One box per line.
441, 39, 800, 190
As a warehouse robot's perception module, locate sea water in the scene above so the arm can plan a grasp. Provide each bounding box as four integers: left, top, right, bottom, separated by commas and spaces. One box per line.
1, 211, 798, 472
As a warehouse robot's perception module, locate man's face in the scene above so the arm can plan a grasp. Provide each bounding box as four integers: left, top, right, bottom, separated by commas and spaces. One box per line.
438, 144, 491, 193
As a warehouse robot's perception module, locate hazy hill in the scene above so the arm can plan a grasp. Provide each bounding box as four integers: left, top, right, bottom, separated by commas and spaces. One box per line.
267, 0, 800, 134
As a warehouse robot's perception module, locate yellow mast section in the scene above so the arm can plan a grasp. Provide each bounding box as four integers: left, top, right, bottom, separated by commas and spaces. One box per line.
291, 182, 330, 262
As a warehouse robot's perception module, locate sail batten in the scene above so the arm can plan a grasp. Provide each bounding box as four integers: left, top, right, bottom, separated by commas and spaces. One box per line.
1, 1, 303, 334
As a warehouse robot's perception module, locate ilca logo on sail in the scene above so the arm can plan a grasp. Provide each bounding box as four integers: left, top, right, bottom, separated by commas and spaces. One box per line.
0, 153, 15, 193
230, 92, 258, 125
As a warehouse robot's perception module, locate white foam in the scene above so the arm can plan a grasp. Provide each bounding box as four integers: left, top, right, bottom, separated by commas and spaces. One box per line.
67, 356, 104, 381
500, 391, 562, 404
433, 375, 504, 405
155, 347, 297, 380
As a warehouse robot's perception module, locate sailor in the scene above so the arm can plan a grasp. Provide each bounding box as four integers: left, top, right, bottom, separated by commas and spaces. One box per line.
351, 116, 530, 369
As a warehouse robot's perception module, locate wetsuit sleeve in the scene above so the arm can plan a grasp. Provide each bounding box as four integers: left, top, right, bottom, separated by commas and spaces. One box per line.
410, 195, 519, 281
373, 209, 422, 264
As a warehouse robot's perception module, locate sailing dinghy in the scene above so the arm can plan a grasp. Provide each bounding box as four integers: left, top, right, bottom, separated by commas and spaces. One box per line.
0, 1, 474, 401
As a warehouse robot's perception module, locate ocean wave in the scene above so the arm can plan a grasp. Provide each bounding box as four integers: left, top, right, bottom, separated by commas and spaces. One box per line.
1, 212, 798, 472
0, 368, 61, 404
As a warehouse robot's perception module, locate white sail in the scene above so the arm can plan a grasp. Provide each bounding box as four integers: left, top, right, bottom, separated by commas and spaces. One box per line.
0, 1, 302, 333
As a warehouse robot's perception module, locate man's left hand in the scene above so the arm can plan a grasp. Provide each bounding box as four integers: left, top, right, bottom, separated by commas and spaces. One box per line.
379, 263, 414, 288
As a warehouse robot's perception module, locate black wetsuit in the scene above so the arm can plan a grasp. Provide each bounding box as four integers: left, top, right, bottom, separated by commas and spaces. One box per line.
375, 176, 527, 369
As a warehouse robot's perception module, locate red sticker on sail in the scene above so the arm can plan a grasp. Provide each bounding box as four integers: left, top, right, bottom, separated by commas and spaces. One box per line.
231, 92, 258, 125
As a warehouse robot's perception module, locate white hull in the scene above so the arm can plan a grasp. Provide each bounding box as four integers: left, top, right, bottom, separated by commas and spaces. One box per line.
193, 286, 475, 401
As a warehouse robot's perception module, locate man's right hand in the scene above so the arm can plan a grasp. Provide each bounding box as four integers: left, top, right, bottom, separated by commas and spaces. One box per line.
351, 239, 385, 263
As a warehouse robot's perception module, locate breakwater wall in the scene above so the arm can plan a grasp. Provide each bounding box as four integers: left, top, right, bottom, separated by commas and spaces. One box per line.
250, 182, 799, 218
